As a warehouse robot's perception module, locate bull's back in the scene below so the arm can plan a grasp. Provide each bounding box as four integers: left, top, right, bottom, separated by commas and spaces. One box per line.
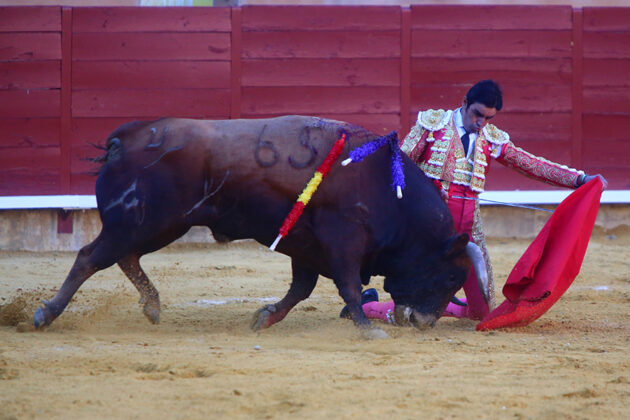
96, 116, 378, 237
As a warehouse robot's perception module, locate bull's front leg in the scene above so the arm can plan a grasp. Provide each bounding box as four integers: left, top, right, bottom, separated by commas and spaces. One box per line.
251, 259, 317, 331
333, 265, 389, 340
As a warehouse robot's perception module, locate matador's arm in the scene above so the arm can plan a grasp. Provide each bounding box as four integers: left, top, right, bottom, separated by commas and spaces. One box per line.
495, 141, 584, 189
400, 124, 429, 163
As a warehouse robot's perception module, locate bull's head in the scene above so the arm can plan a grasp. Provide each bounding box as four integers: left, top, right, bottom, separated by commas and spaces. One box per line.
385, 233, 488, 329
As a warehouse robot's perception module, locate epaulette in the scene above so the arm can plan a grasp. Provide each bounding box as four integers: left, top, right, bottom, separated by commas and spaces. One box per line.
482, 123, 510, 145
417, 109, 452, 132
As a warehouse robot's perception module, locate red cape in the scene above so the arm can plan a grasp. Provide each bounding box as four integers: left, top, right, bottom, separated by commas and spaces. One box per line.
476, 178, 603, 331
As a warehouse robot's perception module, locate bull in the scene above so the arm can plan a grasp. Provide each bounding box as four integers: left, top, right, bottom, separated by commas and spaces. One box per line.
33, 116, 487, 338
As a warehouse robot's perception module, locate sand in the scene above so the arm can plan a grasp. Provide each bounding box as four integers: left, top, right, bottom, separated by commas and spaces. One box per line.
1, 231, 629, 419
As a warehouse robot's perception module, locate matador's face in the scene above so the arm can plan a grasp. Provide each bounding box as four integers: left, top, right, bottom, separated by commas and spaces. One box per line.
461, 100, 497, 134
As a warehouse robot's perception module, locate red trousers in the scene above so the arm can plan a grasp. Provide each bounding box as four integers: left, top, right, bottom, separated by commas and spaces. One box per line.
362, 184, 490, 322
446, 184, 489, 320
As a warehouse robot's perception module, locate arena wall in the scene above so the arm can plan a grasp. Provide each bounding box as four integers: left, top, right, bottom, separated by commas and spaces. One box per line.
1, 5, 629, 250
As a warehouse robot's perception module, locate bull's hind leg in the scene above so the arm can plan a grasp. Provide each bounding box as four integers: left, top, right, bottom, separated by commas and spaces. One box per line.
33, 232, 122, 328
117, 254, 160, 324
251, 259, 318, 331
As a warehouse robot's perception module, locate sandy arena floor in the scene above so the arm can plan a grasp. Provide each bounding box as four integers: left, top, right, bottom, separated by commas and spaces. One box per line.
1, 230, 629, 419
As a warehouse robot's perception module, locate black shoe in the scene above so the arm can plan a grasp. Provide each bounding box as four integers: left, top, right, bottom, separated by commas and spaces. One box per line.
450, 296, 468, 307
361, 288, 379, 304
339, 288, 379, 319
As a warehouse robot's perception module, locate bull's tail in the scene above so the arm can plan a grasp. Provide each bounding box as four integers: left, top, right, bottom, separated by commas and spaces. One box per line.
84, 137, 122, 176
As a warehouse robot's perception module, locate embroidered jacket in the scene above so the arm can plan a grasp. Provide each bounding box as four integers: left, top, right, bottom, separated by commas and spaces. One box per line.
401, 109, 583, 194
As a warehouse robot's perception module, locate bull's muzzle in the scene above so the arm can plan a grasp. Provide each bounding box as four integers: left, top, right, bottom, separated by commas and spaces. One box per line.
393, 305, 437, 330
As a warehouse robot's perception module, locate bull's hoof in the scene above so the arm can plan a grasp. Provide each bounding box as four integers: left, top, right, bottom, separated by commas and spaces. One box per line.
142, 301, 160, 324
250, 304, 276, 331
33, 306, 50, 329
360, 327, 389, 340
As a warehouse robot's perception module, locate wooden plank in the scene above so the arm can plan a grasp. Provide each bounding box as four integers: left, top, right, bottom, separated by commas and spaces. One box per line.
0, 169, 61, 195
577, 166, 628, 189
0, 61, 60, 89
242, 31, 400, 59
60, 6, 72, 194
231, 7, 242, 119
583, 7, 630, 31
0, 90, 60, 118
72, 7, 230, 33
241, 58, 399, 87
241, 87, 399, 115
492, 112, 572, 143
72, 61, 231, 89
0, 33, 61, 61
72, 33, 230, 60
411, 84, 571, 113
0, 6, 61, 32
583, 114, 630, 142
582, 139, 630, 168
0, 147, 62, 193
583, 32, 630, 59
400, 7, 411, 137
0, 146, 61, 167
72, 89, 231, 118
242, 6, 400, 31
583, 86, 630, 114
411, 57, 572, 85
0, 118, 60, 148
583, 59, 630, 87
70, 174, 97, 195
411, 5, 571, 30
571, 7, 583, 172
411, 30, 572, 58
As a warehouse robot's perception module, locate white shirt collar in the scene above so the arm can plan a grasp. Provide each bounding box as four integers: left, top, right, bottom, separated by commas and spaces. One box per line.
454, 107, 465, 136
455, 107, 477, 159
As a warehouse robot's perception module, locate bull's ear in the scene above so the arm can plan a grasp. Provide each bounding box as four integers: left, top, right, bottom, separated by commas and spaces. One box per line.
444, 233, 469, 259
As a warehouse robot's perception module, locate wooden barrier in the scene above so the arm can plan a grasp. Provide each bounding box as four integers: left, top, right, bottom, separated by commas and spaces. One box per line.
1, 5, 629, 198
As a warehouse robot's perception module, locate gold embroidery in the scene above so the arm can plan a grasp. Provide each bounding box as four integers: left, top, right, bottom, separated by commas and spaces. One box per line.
418, 109, 451, 131
400, 125, 425, 155
483, 124, 510, 145
419, 161, 442, 179
498, 142, 582, 188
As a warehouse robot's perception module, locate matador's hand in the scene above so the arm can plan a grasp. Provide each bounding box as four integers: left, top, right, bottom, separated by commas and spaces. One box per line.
578, 174, 608, 191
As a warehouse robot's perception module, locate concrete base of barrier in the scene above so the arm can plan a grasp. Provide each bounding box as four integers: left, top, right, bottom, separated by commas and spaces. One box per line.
0, 204, 630, 251
1, 205, 628, 251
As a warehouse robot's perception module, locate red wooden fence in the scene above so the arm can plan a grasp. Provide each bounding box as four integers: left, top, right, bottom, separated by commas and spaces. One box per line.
1, 5, 629, 196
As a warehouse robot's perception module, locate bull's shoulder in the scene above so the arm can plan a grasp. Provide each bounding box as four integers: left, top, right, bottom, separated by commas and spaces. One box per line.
416, 109, 452, 132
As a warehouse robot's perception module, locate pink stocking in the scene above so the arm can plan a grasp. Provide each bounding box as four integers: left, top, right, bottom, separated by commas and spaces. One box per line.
363, 298, 475, 321
443, 299, 468, 318
362, 301, 395, 323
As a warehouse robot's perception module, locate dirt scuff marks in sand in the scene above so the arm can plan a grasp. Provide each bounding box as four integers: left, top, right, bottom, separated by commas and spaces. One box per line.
0, 238, 629, 419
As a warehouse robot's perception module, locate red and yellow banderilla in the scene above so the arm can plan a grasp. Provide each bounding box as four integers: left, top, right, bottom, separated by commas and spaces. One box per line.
269, 134, 346, 251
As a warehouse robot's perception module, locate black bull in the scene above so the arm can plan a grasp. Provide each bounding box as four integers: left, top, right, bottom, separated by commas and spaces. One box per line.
34, 116, 487, 338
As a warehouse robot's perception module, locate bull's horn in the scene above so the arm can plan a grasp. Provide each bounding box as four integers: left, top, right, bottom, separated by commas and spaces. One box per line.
466, 242, 489, 304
